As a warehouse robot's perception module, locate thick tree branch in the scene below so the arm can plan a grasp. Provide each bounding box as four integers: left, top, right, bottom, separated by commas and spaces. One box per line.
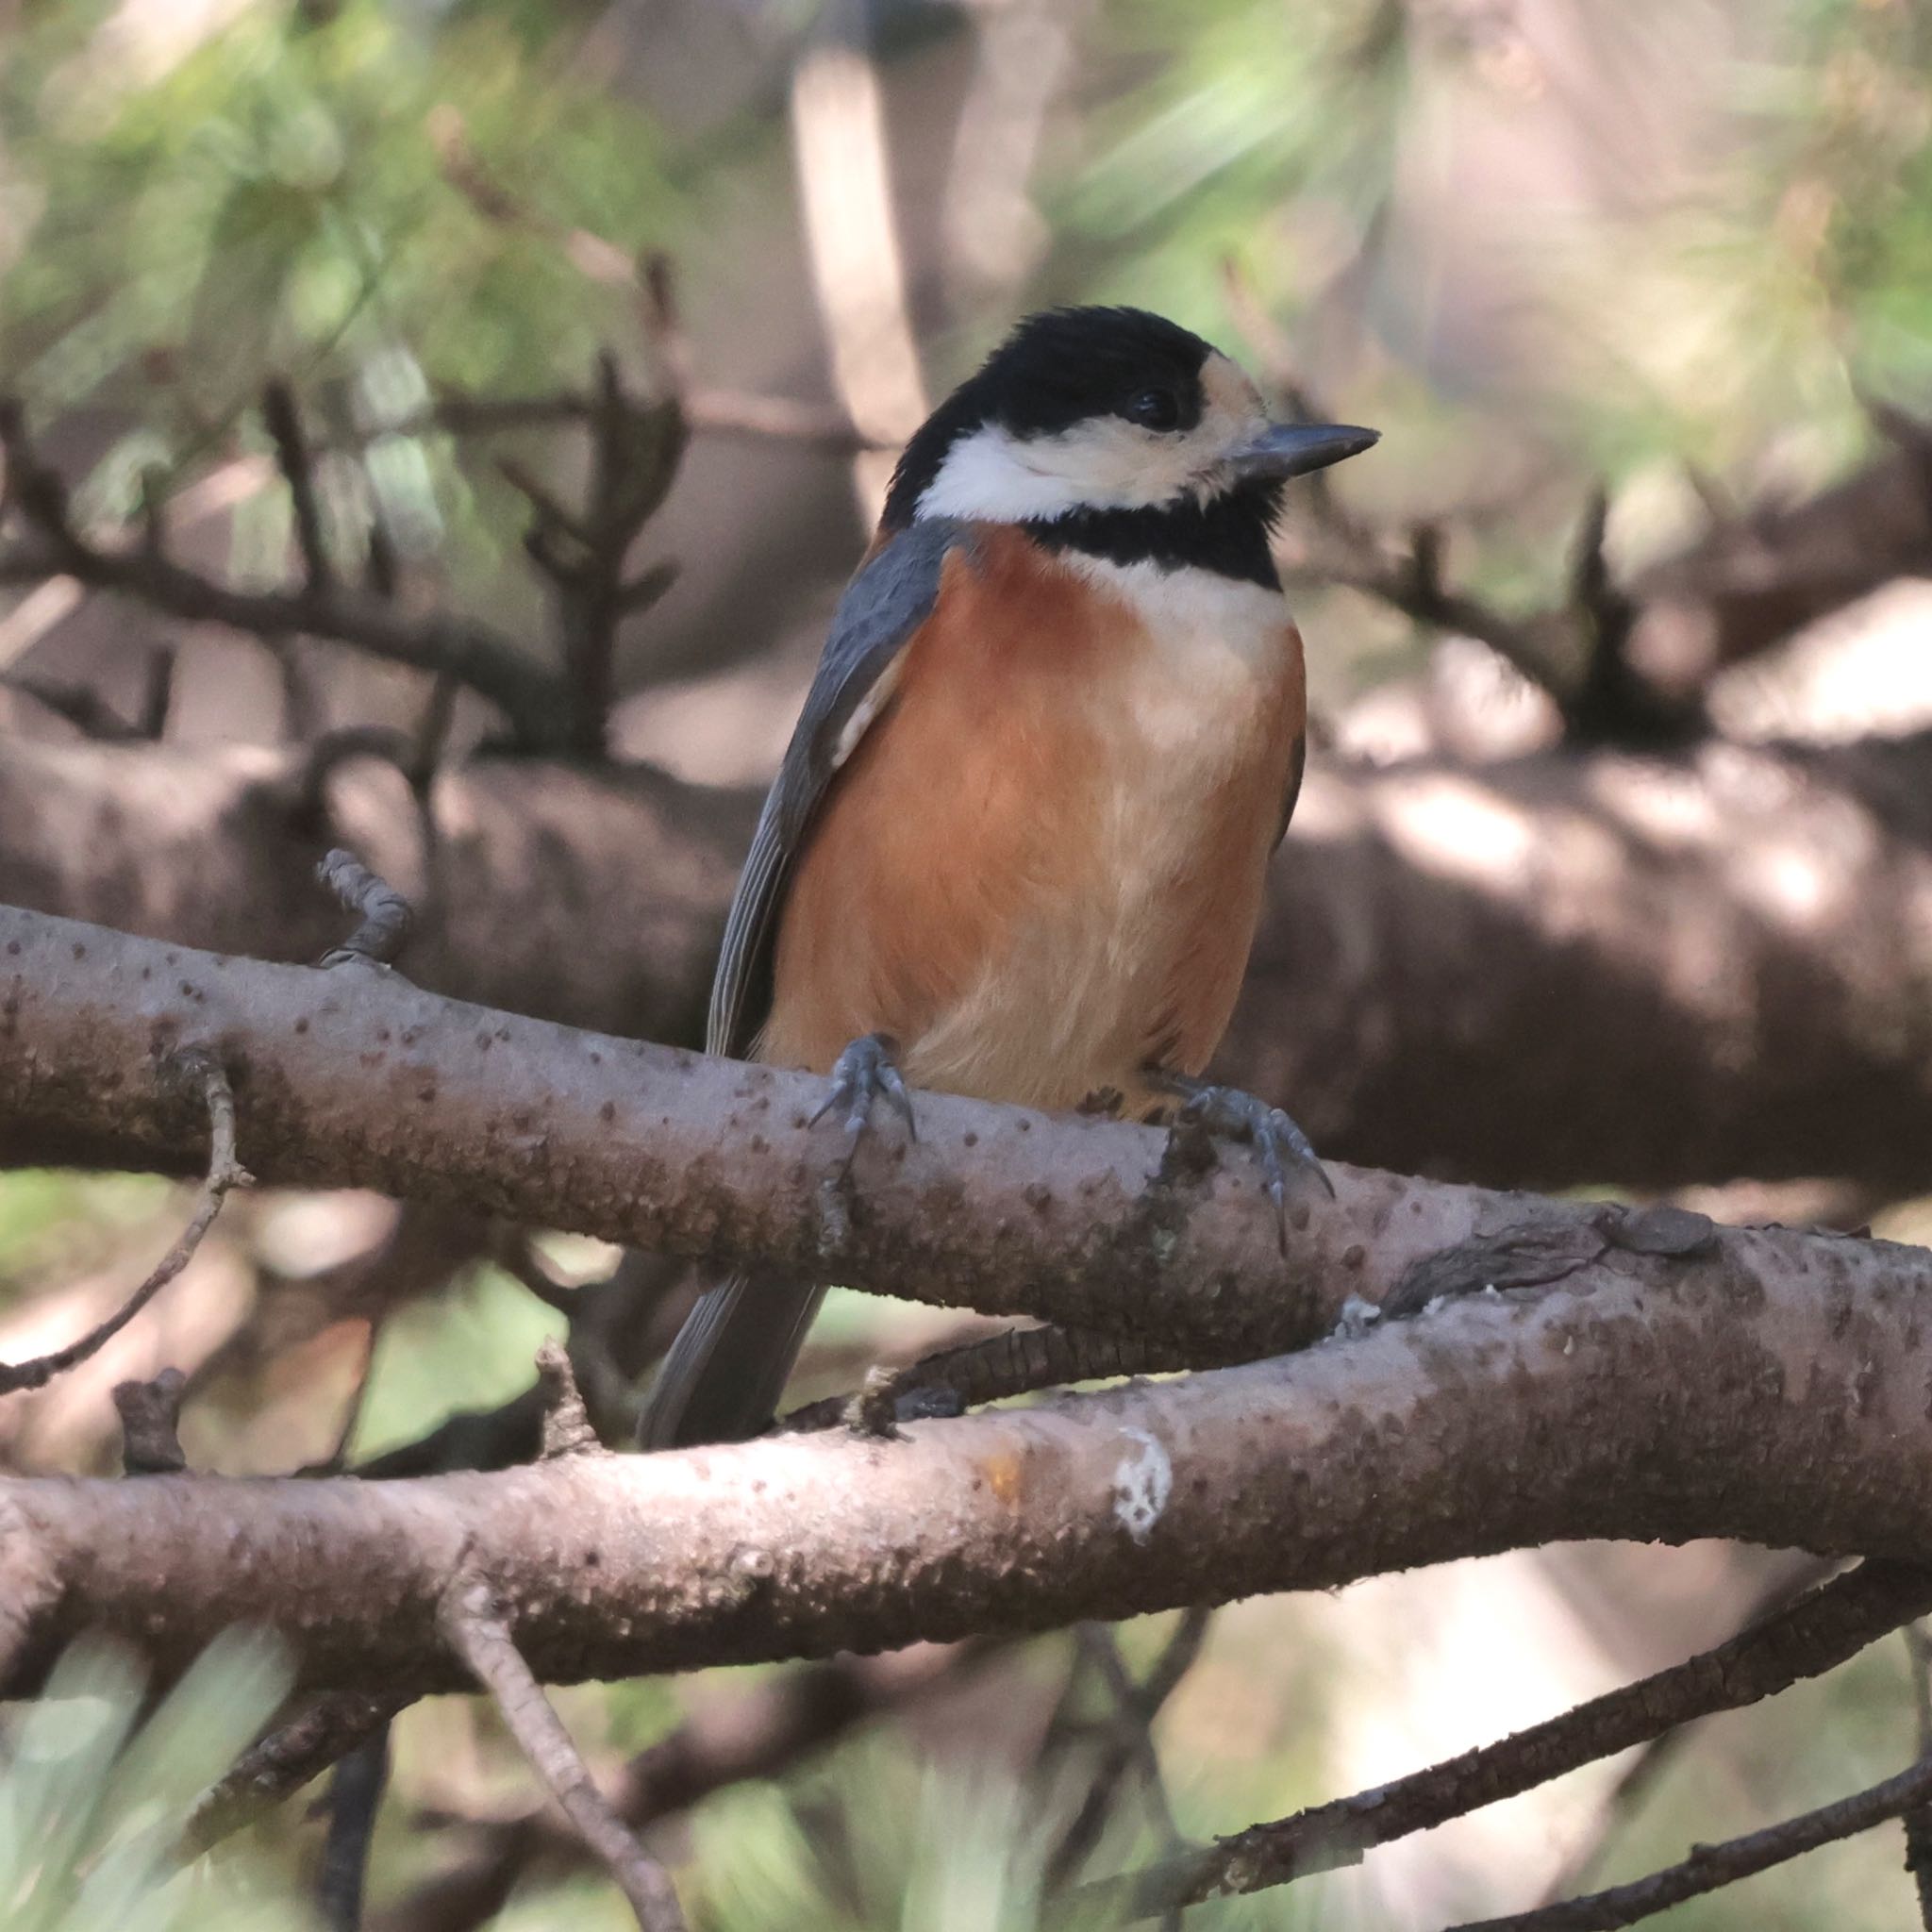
8, 725, 1932, 1192
0, 897, 1832, 1362
2, 1110, 1931, 1700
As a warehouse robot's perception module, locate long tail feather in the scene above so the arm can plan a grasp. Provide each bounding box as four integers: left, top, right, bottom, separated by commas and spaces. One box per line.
636, 1273, 824, 1448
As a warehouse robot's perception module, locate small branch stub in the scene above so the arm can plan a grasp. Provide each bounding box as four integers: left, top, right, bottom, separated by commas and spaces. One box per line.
536, 1339, 603, 1459
113, 1368, 188, 1474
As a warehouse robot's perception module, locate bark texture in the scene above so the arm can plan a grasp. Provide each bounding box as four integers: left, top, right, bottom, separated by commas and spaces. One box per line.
2, 1202, 1929, 1698
8, 727, 1932, 1191
6, 900, 1896, 1364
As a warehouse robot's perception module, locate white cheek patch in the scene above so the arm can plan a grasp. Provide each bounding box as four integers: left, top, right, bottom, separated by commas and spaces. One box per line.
916, 414, 1244, 525
915, 424, 1095, 524
914, 376, 1282, 526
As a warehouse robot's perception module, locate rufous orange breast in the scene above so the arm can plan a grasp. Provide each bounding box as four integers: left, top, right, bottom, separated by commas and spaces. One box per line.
761, 524, 1306, 1114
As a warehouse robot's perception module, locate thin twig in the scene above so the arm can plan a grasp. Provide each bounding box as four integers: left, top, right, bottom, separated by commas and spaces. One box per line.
2, 640, 172, 741
1, 673, 153, 740
0, 399, 568, 744
317, 1726, 391, 1932
316, 849, 414, 969
1532, 1558, 1836, 1907
1079, 1559, 1932, 1921
1218, 257, 1609, 718
383, 1644, 1004, 1932
0, 1051, 250, 1394
262, 379, 336, 594
137, 641, 175, 739
1448, 1754, 1932, 1932
1904, 1624, 1932, 1927
1045, 1610, 1211, 1896
183, 1690, 408, 1856
507, 351, 684, 757
440, 1574, 687, 1932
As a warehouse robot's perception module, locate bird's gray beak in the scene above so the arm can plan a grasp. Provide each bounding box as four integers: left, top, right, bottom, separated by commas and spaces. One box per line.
1223, 421, 1379, 484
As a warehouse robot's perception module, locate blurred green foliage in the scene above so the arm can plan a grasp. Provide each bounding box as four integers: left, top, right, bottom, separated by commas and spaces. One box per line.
1064, 0, 1931, 475
0, 1632, 306, 1931
1, 0, 675, 425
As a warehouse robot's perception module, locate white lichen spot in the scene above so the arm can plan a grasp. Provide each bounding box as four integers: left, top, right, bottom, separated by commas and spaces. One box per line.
1112, 1426, 1173, 1544
1563, 1334, 1575, 1356
1333, 1294, 1382, 1341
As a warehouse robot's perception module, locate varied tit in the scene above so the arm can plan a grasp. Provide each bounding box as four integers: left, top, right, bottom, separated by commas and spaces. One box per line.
640, 304, 1377, 1449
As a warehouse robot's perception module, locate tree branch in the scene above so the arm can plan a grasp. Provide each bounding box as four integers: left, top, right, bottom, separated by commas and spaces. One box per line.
1449, 1753, 1932, 1931
780, 1323, 1198, 1433
0, 895, 1861, 1365
11, 724, 1932, 1193
0, 1046, 250, 1394
1905, 1624, 1932, 1928
440, 1575, 686, 1932
0, 403, 570, 745
1044, 1608, 1210, 1898
184, 1690, 408, 1856
262, 379, 336, 596
375, 1645, 997, 1932
1082, 1558, 1932, 1919
3, 1143, 1932, 1703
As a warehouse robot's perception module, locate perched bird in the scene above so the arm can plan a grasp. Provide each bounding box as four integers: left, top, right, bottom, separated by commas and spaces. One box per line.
640, 305, 1376, 1449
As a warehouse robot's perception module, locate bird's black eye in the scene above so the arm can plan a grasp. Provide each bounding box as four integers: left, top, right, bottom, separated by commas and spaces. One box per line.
1122, 387, 1182, 431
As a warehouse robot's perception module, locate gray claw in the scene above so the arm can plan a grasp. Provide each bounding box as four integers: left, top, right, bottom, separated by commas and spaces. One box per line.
810, 1032, 917, 1171
1170, 1081, 1333, 1251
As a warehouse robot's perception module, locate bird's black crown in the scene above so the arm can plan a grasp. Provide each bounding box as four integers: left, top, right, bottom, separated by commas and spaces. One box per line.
881, 307, 1217, 534
880, 307, 1286, 588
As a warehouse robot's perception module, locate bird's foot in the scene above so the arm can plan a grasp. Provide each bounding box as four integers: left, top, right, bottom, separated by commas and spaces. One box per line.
809, 1031, 916, 1174
1157, 1075, 1333, 1253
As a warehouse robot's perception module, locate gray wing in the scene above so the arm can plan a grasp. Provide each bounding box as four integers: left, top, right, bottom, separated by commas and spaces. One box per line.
707, 516, 973, 1058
